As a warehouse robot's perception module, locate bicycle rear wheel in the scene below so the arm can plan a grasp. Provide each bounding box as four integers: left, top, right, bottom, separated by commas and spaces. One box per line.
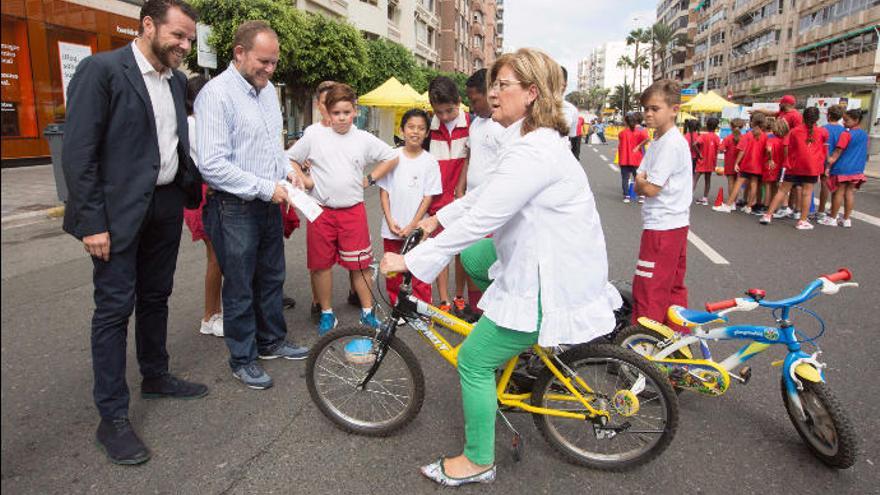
531, 343, 678, 470
306, 326, 425, 436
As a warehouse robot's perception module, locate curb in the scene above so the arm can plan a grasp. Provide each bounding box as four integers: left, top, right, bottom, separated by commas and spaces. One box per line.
1, 205, 64, 226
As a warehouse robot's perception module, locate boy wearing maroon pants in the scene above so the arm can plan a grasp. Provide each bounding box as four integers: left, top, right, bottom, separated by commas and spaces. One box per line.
632, 80, 693, 331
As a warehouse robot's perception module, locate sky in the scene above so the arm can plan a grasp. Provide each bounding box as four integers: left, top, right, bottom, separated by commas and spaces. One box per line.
503, 0, 657, 93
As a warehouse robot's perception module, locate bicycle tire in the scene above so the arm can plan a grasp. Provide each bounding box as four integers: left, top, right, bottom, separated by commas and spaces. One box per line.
530, 343, 679, 471
306, 326, 425, 437
614, 323, 694, 393
780, 378, 857, 469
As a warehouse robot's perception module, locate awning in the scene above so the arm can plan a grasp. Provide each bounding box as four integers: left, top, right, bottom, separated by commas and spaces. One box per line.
794, 24, 879, 53
680, 90, 738, 113
359, 77, 420, 108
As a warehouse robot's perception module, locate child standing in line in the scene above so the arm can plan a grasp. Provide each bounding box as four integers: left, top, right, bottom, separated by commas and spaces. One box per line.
426, 76, 471, 314
713, 112, 767, 214
693, 117, 721, 205
287, 83, 399, 334
685, 119, 702, 173
761, 107, 827, 230
632, 80, 692, 331
821, 109, 869, 228
379, 109, 442, 303
758, 118, 789, 225
752, 117, 777, 215
617, 113, 650, 203
815, 105, 846, 222
720, 118, 745, 202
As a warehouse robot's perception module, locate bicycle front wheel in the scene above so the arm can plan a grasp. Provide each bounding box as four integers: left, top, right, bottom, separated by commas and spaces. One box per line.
531, 343, 679, 471
305, 326, 425, 436
780, 378, 857, 469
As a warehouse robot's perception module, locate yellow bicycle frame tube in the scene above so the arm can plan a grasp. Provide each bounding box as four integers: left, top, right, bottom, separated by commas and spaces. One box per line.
637, 317, 694, 359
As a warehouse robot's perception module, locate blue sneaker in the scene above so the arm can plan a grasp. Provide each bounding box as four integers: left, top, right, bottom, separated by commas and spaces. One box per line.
258, 341, 309, 360
344, 339, 375, 365
359, 310, 381, 329
232, 363, 273, 390
318, 312, 338, 336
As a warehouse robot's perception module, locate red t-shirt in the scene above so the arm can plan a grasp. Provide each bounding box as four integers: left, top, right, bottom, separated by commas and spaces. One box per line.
735, 130, 768, 175
786, 124, 828, 177
695, 132, 721, 173
778, 109, 804, 131
427, 112, 470, 215
617, 127, 649, 166
685, 132, 700, 160
721, 134, 741, 175
765, 135, 785, 182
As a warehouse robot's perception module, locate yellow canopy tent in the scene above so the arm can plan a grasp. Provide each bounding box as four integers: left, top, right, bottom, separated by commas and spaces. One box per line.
358, 77, 419, 108
677, 111, 697, 123
680, 91, 737, 113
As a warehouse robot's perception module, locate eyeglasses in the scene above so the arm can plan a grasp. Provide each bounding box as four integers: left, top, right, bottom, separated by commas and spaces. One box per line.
490, 79, 522, 91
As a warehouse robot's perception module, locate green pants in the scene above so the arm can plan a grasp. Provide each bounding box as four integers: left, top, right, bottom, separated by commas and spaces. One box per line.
458, 239, 540, 465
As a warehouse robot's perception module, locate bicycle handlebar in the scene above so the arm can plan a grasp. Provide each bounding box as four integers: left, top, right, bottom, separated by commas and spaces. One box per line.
704, 299, 738, 312
820, 267, 852, 283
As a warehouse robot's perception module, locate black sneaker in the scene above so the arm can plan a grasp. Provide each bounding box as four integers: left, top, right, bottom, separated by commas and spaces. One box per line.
95, 418, 151, 465
283, 295, 296, 310
141, 374, 209, 400
347, 290, 361, 307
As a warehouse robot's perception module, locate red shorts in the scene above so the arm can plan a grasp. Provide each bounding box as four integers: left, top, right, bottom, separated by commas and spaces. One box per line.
631, 227, 689, 332
383, 238, 432, 305
306, 202, 373, 271
827, 173, 867, 192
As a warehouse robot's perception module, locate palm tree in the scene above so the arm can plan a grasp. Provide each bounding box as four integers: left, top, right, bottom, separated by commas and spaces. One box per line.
633, 53, 650, 94
616, 55, 634, 113
651, 22, 676, 78
586, 86, 610, 114
610, 83, 635, 113
627, 28, 652, 94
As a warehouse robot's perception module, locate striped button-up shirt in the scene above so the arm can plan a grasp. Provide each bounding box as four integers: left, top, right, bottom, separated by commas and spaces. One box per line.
194, 63, 289, 201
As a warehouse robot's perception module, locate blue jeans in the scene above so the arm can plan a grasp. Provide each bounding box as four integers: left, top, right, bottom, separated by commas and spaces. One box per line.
204, 193, 287, 370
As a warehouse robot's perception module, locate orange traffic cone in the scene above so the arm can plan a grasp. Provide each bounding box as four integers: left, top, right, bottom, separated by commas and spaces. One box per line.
713, 187, 725, 207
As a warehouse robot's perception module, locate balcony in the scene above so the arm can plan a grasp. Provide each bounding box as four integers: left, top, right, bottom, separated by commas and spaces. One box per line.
309, 0, 349, 17
729, 73, 781, 96
731, 15, 779, 44
415, 2, 440, 27
729, 45, 780, 70
732, 0, 770, 15
791, 50, 875, 84
796, 6, 880, 47
387, 21, 401, 42
415, 38, 439, 64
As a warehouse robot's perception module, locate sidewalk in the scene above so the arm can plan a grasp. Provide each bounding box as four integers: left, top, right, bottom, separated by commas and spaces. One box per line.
0, 164, 64, 226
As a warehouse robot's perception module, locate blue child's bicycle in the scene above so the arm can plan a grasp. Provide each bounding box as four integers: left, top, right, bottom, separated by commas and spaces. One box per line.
614, 268, 859, 469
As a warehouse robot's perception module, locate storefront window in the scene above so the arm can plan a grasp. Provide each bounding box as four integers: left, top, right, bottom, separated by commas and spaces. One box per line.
45, 24, 97, 118
1, 16, 38, 138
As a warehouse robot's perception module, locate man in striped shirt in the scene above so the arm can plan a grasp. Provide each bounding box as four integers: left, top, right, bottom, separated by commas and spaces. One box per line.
195, 21, 308, 391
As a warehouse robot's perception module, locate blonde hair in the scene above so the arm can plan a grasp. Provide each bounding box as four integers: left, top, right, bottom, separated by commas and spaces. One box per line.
489, 48, 569, 136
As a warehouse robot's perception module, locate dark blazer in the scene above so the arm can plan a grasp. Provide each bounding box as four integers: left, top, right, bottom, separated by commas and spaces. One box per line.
62, 44, 201, 253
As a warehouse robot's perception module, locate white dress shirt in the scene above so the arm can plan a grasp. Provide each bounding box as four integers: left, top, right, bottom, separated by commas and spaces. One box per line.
466, 115, 503, 190
562, 100, 579, 138
131, 42, 178, 185
405, 119, 621, 346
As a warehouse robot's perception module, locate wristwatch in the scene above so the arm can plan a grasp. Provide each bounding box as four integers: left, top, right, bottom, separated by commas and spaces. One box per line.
366, 173, 376, 186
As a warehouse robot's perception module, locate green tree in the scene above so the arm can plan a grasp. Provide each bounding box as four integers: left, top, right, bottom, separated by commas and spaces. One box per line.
413, 66, 470, 106
651, 21, 689, 79
609, 83, 636, 113
586, 87, 610, 114
616, 55, 634, 113
627, 28, 652, 95
565, 90, 589, 109
357, 38, 424, 94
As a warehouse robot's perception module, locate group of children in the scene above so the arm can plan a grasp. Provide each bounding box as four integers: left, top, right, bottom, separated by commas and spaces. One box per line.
286, 70, 501, 334
710, 100, 868, 230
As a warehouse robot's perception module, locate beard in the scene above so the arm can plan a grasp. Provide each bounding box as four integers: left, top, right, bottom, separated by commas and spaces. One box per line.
150, 36, 184, 70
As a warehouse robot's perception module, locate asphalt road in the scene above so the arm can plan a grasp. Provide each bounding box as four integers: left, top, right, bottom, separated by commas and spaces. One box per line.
2, 144, 878, 494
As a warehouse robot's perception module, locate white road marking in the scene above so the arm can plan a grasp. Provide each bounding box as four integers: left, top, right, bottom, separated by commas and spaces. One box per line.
600, 155, 608, 161
687, 230, 730, 265
813, 199, 880, 228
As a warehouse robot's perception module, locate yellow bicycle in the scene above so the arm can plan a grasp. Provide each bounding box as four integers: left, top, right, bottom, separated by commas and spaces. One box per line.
305, 230, 679, 470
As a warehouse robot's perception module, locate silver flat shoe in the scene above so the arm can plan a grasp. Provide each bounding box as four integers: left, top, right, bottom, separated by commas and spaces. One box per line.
420, 457, 496, 487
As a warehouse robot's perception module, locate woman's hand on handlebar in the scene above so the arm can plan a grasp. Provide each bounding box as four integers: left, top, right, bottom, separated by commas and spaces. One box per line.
380, 252, 408, 276
417, 216, 440, 237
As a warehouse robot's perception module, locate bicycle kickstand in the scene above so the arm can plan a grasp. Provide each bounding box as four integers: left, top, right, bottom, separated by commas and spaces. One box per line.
497, 410, 524, 462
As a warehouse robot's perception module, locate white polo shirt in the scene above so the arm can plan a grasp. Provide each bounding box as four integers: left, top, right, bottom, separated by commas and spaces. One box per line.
640, 126, 692, 230
466, 115, 503, 190
377, 148, 442, 240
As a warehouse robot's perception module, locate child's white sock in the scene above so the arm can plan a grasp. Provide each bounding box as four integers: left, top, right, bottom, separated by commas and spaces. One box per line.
361, 307, 373, 316
322, 309, 333, 315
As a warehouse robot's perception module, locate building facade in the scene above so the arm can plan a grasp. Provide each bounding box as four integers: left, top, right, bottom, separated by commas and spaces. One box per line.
341, 0, 440, 67
688, 0, 879, 102
438, 0, 500, 73
2, 0, 141, 161
579, 42, 653, 93
655, 0, 697, 82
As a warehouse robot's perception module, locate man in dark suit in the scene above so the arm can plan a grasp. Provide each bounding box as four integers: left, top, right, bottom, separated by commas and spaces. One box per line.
62, 0, 205, 465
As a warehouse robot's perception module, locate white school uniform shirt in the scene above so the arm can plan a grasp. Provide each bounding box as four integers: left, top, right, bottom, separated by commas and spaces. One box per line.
640, 126, 692, 230
562, 100, 579, 138
405, 119, 622, 347
377, 149, 442, 240
466, 115, 503, 190
286, 125, 396, 208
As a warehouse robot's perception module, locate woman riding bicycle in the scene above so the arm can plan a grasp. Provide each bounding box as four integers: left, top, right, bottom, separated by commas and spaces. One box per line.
380, 48, 622, 487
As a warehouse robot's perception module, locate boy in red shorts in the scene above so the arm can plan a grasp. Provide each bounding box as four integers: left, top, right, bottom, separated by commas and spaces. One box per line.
632, 80, 692, 332
426, 76, 471, 315
287, 84, 399, 334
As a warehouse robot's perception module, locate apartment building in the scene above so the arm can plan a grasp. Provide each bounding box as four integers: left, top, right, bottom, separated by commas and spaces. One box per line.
655, 0, 698, 82
579, 42, 654, 93
689, 0, 878, 102
438, 0, 500, 73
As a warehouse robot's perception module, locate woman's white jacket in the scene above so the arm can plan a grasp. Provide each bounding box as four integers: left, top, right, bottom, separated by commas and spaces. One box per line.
405, 119, 621, 347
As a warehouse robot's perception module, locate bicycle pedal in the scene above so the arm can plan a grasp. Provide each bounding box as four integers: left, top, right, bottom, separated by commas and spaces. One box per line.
738, 366, 752, 384
511, 433, 524, 462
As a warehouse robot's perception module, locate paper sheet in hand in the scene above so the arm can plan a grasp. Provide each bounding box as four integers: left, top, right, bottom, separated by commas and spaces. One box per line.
281, 182, 323, 222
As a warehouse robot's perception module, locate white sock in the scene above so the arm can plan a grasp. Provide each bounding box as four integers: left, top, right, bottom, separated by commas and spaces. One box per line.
361, 307, 372, 316
322, 309, 333, 315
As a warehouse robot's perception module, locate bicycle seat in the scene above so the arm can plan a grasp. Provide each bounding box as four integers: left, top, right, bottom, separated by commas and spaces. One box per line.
667, 305, 727, 328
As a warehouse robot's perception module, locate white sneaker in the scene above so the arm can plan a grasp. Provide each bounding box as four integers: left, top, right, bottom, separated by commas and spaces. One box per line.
840, 218, 852, 228
815, 212, 828, 221
773, 207, 792, 219
698, 197, 709, 205
788, 210, 801, 220
817, 216, 837, 227
638, 196, 645, 204
759, 214, 771, 225
712, 203, 732, 213
795, 220, 814, 230
623, 196, 631, 203
741, 206, 752, 215
199, 314, 224, 337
